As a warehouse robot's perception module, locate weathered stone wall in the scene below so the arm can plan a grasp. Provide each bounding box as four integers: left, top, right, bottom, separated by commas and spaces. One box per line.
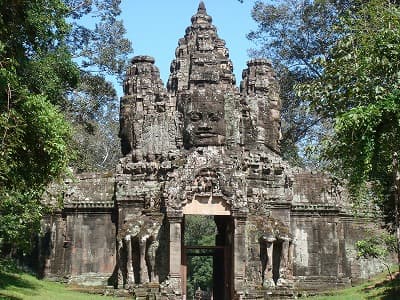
341, 219, 387, 282
64, 212, 116, 285
290, 215, 385, 292
41, 173, 116, 286
290, 171, 384, 292
291, 214, 345, 290
292, 170, 346, 206
243, 167, 386, 295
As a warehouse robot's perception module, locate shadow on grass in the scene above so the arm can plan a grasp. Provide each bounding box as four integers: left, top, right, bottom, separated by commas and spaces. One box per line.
0, 272, 36, 290
0, 271, 39, 299
365, 275, 400, 300
0, 294, 21, 300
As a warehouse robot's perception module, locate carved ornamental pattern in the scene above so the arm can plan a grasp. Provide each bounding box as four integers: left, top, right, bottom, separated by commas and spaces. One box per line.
110, 1, 345, 297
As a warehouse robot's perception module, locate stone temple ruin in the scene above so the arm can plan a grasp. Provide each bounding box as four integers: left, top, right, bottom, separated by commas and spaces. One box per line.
40, 3, 385, 299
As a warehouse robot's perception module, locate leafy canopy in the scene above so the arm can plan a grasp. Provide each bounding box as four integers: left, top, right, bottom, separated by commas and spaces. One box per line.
63, 0, 132, 172
248, 0, 356, 165
0, 0, 79, 254
298, 0, 400, 209
184, 216, 215, 298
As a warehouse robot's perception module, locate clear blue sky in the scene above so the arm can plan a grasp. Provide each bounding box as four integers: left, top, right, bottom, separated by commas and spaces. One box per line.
120, 0, 258, 87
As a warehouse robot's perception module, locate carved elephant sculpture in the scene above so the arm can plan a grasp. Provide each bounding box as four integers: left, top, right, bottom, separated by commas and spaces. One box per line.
259, 231, 293, 288
116, 215, 163, 288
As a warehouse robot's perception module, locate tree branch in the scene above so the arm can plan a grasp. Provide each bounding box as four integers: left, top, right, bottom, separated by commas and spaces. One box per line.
1, 83, 12, 153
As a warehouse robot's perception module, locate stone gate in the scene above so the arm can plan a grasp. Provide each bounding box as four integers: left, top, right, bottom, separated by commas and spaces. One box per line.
40, 3, 386, 299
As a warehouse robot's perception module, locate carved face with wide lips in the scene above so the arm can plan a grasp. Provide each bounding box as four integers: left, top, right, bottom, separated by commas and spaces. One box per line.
183, 98, 225, 148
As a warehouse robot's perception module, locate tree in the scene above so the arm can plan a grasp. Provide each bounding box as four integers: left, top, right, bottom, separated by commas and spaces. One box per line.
356, 232, 397, 279
298, 0, 400, 267
184, 216, 216, 298
247, 0, 356, 165
0, 0, 79, 255
299, 0, 400, 190
66, 73, 121, 171
0, 0, 132, 257
184, 215, 216, 246
64, 0, 132, 172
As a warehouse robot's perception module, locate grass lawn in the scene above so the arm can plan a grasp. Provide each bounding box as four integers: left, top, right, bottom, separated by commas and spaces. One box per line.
1, 267, 400, 300
306, 271, 400, 300
0, 271, 125, 300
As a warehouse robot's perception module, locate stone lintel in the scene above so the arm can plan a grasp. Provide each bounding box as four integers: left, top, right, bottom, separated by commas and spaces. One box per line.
266, 202, 292, 209
290, 211, 342, 217
62, 207, 114, 214
290, 204, 342, 217
116, 201, 145, 209
231, 210, 248, 219
167, 211, 183, 221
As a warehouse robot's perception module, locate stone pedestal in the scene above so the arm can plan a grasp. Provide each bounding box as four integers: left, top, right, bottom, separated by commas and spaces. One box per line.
232, 211, 247, 296
263, 238, 275, 288
133, 283, 161, 300
126, 236, 135, 286
140, 239, 149, 283
167, 213, 183, 296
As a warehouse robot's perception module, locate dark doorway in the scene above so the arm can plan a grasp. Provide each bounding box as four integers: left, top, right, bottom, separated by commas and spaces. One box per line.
183, 215, 232, 300
272, 241, 283, 284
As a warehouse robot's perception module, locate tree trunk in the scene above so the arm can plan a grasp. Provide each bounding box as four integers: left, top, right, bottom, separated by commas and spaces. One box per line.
392, 152, 400, 273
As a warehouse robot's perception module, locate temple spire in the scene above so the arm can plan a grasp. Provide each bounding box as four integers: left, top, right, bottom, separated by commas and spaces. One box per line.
191, 1, 212, 25
198, 1, 206, 14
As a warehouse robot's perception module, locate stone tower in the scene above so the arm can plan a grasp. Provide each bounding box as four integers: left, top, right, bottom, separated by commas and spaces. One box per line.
40, 3, 386, 300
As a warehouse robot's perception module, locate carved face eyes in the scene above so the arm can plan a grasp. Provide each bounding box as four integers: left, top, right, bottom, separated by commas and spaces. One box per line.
208, 113, 220, 122
190, 112, 202, 122
189, 111, 221, 122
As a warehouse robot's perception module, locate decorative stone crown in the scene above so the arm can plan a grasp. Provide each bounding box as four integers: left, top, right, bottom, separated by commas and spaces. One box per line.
120, 1, 282, 155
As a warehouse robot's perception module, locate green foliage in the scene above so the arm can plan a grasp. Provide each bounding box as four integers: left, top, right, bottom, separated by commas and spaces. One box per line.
24, 50, 79, 105
327, 92, 400, 189
67, 73, 120, 171
184, 216, 216, 298
298, 1, 400, 211
0, 0, 70, 55
0, 0, 78, 256
187, 256, 213, 297
0, 191, 51, 255
356, 233, 397, 260
0, 67, 73, 189
304, 269, 400, 299
248, 0, 356, 165
248, 0, 352, 74
0, 259, 20, 274
63, 0, 132, 171
300, 0, 400, 118
356, 231, 397, 280
0, 0, 132, 256
184, 215, 216, 246
0, 93, 71, 253
65, 0, 131, 77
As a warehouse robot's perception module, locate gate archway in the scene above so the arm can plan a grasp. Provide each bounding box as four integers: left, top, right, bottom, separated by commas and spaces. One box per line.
182, 214, 232, 300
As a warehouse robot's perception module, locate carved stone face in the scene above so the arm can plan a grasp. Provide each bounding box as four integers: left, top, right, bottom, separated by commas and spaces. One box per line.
260, 233, 276, 244
125, 221, 141, 237
131, 224, 141, 236
183, 98, 225, 148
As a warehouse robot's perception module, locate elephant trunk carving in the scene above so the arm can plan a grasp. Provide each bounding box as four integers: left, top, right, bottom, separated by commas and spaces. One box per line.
116, 215, 162, 287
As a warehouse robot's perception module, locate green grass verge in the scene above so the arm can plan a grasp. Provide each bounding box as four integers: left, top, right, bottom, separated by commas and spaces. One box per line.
1, 266, 399, 300
0, 271, 122, 300
306, 271, 400, 300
